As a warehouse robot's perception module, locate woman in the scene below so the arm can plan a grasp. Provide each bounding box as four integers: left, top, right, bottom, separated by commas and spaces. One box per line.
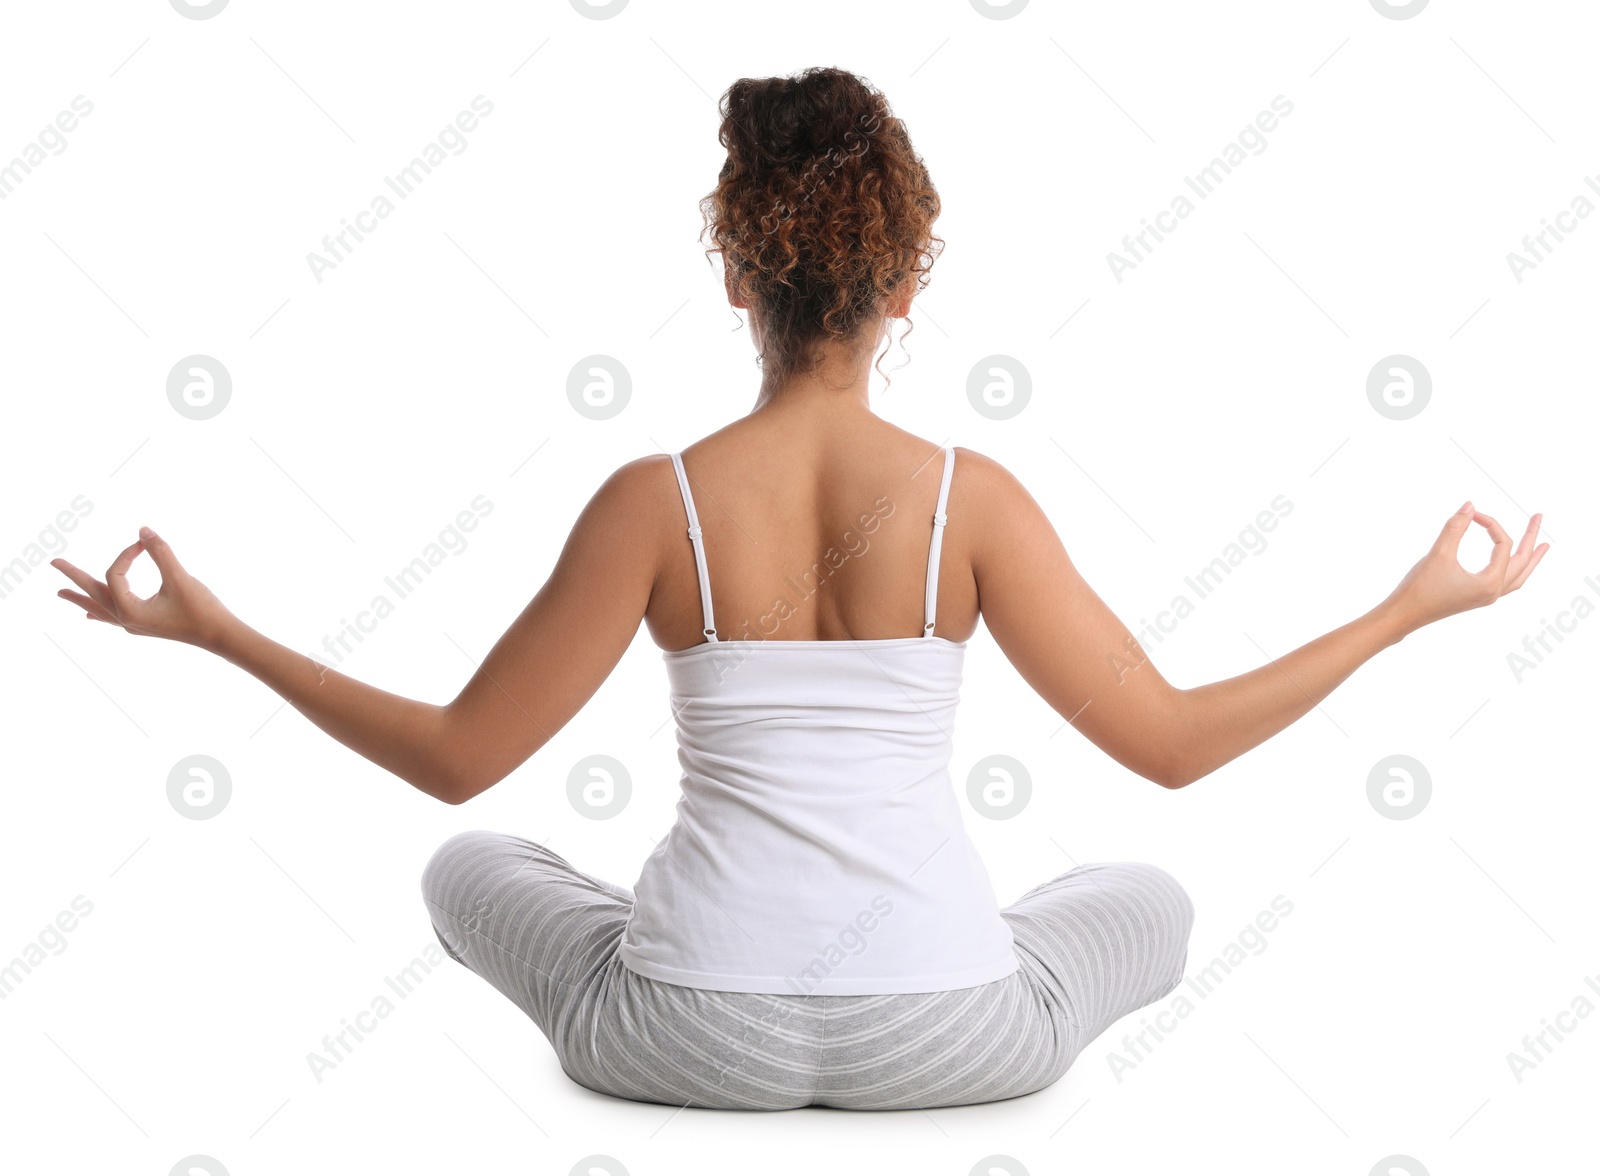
53, 66, 1546, 1111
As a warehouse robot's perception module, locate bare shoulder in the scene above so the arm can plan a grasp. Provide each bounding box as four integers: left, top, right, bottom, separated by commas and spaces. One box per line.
561, 452, 681, 550
948, 445, 1045, 525
594, 452, 679, 503
949, 445, 1025, 495
607, 451, 675, 490
942, 445, 1071, 590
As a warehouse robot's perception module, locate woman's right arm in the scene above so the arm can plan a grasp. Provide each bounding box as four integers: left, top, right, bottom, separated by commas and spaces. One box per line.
960, 450, 1548, 789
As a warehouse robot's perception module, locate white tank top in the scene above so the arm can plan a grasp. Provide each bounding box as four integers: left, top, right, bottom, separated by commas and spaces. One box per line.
616, 446, 1020, 996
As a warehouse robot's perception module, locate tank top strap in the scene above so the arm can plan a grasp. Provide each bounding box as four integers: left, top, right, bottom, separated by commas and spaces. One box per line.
923, 446, 955, 638
669, 452, 719, 642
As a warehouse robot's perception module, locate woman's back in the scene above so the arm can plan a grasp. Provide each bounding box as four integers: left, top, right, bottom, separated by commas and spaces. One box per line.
644, 407, 983, 652
621, 420, 1020, 994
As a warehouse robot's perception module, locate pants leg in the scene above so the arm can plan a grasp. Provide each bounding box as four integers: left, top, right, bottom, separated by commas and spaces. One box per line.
812, 860, 1194, 1109
1003, 860, 1195, 1052
575, 964, 824, 1109
419, 829, 822, 1109
422, 835, 1192, 1111
808, 980, 1064, 1109
420, 830, 627, 1041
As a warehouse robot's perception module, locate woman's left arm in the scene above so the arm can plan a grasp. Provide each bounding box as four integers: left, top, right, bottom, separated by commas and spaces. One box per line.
53, 457, 668, 804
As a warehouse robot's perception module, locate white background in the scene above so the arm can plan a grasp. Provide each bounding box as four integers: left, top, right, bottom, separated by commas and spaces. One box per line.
1, 1, 1594, 1173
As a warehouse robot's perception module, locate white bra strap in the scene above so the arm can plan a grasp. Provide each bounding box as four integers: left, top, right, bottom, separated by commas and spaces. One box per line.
669, 452, 718, 642
923, 446, 955, 637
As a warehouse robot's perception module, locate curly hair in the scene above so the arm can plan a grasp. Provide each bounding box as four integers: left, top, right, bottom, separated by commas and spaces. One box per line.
699, 66, 943, 393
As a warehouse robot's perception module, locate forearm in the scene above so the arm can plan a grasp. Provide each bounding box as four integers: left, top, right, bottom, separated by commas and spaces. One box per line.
1167, 601, 1412, 787
211, 621, 458, 803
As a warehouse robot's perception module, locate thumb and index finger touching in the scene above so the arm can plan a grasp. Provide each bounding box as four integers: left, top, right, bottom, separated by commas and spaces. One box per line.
1471, 511, 1514, 586
136, 526, 187, 580
1433, 500, 1475, 555
1434, 501, 1527, 593
104, 537, 147, 609
105, 527, 185, 609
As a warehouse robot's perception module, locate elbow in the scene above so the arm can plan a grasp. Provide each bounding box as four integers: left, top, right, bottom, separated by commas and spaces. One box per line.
425, 722, 488, 804
433, 780, 468, 806
1158, 756, 1219, 789
439, 764, 508, 806
429, 765, 479, 806
1153, 763, 1192, 790
1125, 750, 1189, 789
1153, 690, 1196, 788
1150, 736, 1196, 789
443, 774, 486, 805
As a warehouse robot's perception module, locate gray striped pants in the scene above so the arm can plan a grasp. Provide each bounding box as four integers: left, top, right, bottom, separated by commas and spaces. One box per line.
420, 830, 1193, 1110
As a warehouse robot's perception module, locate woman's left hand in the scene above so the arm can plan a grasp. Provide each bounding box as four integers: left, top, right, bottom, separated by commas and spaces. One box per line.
52, 526, 238, 651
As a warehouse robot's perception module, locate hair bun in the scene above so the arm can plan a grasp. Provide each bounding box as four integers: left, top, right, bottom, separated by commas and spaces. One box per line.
701, 66, 941, 393
724, 68, 888, 171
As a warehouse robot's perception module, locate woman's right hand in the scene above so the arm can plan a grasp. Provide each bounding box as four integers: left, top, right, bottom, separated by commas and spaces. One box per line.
52, 526, 239, 652
1379, 501, 1549, 636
